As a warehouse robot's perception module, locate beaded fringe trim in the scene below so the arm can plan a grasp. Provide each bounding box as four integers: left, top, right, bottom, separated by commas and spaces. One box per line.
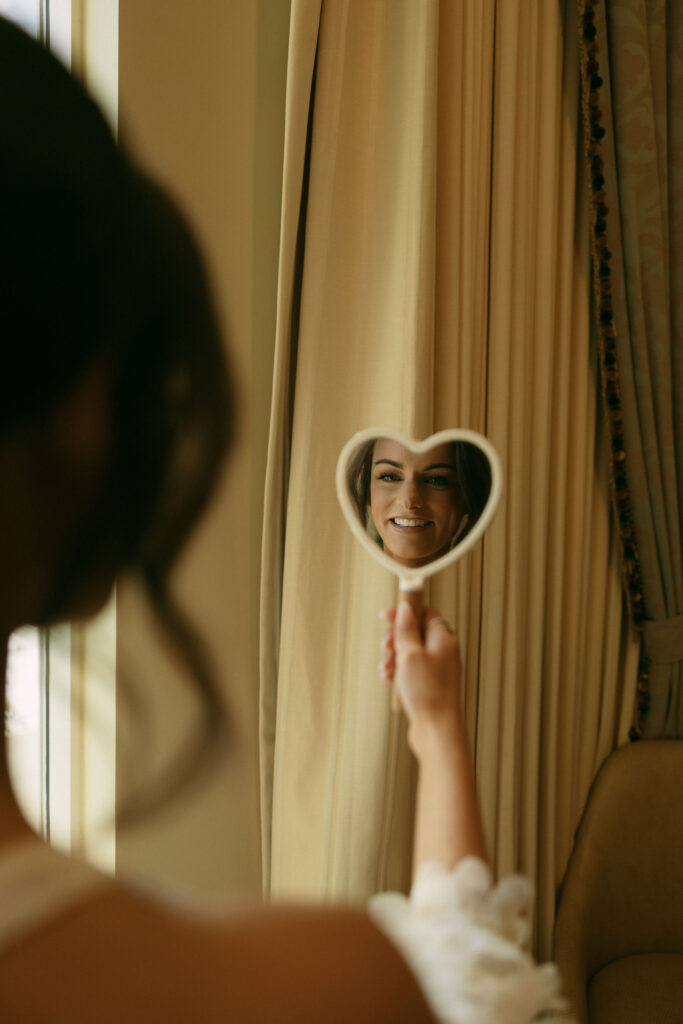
578, 0, 650, 738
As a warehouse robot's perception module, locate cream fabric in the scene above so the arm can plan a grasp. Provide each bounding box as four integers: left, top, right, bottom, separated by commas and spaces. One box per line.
259, 0, 324, 890
260, 0, 640, 957
369, 858, 571, 1024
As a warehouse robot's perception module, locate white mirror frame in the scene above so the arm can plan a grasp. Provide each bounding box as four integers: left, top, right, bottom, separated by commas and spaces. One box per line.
336, 427, 503, 591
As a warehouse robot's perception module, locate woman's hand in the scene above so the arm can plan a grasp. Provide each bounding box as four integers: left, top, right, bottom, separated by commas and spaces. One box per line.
380, 602, 463, 755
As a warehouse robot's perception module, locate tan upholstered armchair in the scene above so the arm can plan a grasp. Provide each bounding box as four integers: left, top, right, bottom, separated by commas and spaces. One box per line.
554, 740, 683, 1023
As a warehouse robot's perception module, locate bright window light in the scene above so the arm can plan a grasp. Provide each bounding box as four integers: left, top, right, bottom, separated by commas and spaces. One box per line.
0, 0, 39, 37
0, 0, 70, 65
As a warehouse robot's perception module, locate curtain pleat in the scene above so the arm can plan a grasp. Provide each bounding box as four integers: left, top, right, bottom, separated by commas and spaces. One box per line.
261, 0, 639, 956
259, 0, 323, 891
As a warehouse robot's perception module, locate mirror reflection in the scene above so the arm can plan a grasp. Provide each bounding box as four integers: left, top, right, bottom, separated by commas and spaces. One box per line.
347, 437, 492, 569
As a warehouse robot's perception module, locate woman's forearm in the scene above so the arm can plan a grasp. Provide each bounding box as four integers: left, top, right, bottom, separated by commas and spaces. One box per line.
411, 715, 487, 873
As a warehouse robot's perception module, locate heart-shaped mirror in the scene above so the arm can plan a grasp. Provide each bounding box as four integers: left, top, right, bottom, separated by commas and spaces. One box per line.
336, 428, 503, 593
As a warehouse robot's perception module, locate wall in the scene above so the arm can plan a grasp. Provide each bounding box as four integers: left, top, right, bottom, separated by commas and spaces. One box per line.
115, 0, 290, 893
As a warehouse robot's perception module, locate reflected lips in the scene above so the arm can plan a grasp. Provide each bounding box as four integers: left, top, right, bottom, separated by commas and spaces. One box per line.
390, 518, 432, 529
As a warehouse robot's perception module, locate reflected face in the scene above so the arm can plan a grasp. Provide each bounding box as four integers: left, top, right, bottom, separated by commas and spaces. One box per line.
369, 439, 465, 568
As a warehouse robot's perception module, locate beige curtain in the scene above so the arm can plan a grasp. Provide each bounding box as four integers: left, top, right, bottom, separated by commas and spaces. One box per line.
580, 0, 683, 738
261, 0, 640, 956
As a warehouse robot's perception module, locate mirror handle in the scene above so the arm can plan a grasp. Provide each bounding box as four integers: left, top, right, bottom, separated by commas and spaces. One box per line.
391, 584, 425, 713
399, 584, 424, 625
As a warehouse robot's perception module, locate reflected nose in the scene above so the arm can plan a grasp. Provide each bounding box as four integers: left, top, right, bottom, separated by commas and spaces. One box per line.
397, 479, 423, 510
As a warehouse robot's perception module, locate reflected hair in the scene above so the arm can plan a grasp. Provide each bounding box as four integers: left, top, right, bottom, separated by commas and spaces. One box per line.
349, 441, 376, 532
452, 443, 491, 541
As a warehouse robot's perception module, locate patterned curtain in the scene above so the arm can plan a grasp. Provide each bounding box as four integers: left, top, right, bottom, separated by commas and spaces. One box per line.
580, 0, 683, 737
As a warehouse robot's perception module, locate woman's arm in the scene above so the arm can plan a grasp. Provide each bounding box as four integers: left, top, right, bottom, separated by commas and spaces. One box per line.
381, 601, 487, 873
373, 603, 572, 1024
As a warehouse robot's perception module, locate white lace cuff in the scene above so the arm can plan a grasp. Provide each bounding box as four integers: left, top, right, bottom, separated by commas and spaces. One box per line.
368, 858, 573, 1024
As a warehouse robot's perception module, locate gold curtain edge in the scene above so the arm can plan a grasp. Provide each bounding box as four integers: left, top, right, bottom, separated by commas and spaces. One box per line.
577, 0, 650, 738
259, 2, 323, 894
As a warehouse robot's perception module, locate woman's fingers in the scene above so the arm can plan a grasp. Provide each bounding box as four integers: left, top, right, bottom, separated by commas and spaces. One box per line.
423, 613, 458, 656
379, 604, 461, 718
381, 627, 394, 652
379, 651, 395, 681
393, 600, 423, 653
381, 606, 457, 657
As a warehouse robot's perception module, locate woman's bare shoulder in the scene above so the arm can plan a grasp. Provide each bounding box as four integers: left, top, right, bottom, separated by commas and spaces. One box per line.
0, 876, 436, 1023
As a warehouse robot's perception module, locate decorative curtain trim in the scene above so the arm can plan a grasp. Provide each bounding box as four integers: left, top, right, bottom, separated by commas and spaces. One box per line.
578, 0, 649, 738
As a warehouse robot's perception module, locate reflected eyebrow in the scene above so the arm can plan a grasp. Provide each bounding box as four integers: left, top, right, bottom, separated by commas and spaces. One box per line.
373, 459, 456, 472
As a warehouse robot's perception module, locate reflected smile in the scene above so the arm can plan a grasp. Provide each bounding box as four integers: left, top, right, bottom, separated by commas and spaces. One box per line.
390, 517, 432, 528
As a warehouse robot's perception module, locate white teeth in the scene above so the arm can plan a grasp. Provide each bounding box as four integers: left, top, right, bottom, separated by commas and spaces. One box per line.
393, 518, 429, 527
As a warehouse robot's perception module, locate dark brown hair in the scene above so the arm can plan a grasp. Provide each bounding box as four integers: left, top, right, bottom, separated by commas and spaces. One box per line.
0, 16, 233, 808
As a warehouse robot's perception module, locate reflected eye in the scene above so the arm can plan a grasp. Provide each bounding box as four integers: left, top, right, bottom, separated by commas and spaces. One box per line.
424, 475, 451, 488
377, 471, 401, 483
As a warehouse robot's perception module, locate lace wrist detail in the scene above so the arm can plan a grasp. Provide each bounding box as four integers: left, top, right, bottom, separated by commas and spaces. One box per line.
368, 857, 573, 1024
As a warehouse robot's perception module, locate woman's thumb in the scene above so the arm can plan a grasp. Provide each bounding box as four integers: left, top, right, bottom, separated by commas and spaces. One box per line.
394, 600, 421, 649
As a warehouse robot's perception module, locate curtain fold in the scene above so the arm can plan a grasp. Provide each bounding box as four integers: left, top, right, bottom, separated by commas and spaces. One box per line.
259, 0, 322, 891
579, 0, 683, 738
261, 0, 640, 956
